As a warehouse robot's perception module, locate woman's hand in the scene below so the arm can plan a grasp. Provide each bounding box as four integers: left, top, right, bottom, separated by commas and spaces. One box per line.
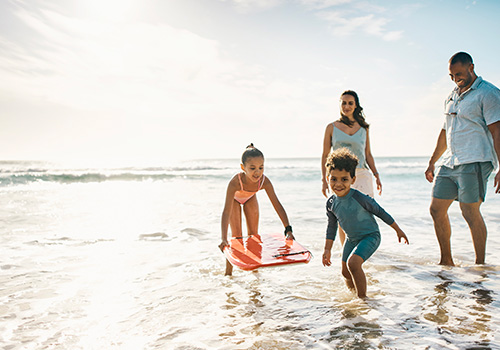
322, 178, 330, 197
375, 176, 382, 195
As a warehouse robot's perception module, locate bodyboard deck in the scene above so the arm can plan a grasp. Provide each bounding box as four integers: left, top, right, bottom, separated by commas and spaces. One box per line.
223, 232, 312, 271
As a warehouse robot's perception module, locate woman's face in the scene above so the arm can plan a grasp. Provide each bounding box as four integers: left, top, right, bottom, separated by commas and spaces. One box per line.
340, 94, 356, 119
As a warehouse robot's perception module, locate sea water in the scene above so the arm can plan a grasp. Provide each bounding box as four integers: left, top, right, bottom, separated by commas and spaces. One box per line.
0, 158, 499, 349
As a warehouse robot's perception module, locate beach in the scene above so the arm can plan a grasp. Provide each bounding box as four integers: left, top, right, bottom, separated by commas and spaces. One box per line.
1, 157, 499, 349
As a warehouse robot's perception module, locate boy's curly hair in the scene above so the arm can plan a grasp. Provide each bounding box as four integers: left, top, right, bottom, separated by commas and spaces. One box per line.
325, 148, 358, 178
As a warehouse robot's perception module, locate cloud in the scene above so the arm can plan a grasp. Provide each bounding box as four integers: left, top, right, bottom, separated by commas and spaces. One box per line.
298, 0, 352, 10
0, 1, 339, 160
218, 0, 284, 12
317, 9, 403, 41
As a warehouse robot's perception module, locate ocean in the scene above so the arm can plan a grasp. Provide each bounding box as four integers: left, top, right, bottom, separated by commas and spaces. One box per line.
1, 157, 499, 349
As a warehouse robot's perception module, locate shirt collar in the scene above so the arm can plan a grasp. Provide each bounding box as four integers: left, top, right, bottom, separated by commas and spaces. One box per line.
453, 76, 483, 95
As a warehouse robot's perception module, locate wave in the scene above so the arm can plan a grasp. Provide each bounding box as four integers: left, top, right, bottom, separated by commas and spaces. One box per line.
0, 158, 431, 186
0, 171, 228, 186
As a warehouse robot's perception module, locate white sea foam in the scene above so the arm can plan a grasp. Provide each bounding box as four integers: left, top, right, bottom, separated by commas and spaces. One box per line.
0, 158, 499, 349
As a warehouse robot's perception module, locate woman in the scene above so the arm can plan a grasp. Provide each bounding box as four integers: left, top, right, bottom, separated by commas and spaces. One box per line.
321, 90, 382, 244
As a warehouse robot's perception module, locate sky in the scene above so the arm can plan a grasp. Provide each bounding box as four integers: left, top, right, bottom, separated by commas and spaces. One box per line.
1, 0, 499, 162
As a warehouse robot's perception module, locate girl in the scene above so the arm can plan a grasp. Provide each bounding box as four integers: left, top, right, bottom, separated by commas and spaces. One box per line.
219, 144, 294, 276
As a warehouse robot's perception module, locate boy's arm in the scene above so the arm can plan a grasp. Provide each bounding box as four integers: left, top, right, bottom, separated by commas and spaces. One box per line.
389, 221, 409, 244
353, 191, 409, 244
323, 199, 338, 266
352, 191, 394, 226
323, 239, 334, 266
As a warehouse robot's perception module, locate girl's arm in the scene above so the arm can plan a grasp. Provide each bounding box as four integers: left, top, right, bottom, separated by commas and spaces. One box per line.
219, 178, 238, 251
263, 178, 294, 239
365, 128, 382, 195
321, 123, 333, 197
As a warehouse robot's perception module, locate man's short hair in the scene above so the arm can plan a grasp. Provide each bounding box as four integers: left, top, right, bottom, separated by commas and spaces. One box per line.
449, 52, 473, 66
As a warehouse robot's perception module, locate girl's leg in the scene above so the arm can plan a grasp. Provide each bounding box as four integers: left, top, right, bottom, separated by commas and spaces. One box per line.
242, 195, 259, 235
225, 200, 243, 276
347, 254, 366, 298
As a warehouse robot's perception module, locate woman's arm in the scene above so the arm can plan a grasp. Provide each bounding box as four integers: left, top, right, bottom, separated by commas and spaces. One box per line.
365, 128, 382, 195
322, 123, 333, 197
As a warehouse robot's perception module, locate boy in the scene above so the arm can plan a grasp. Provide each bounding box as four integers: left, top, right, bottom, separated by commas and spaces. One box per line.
323, 148, 409, 298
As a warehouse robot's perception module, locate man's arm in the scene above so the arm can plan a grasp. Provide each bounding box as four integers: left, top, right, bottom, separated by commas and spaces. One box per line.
488, 121, 500, 193
425, 129, 447, 183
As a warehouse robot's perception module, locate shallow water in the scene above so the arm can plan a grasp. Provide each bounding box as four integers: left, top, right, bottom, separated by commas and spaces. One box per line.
0, 158, 499, 349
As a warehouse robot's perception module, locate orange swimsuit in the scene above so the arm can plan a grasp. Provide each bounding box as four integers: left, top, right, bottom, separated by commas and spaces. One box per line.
234, 173, 266, 204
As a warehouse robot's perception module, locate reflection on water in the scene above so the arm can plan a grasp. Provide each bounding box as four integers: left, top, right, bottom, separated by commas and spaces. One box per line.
421, 270, 495, 349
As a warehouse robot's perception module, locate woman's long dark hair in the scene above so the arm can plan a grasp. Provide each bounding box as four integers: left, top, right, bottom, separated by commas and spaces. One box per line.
339, 90, 369, 129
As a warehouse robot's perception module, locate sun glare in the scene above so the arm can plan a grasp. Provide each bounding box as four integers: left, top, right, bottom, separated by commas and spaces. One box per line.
79, 0, 136, 21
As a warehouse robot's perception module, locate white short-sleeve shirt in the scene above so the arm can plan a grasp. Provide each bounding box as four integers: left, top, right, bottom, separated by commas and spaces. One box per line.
440, 76, 500, 169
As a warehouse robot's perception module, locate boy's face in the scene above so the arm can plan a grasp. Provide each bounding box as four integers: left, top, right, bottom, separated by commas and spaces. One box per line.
329, 169, 356, 197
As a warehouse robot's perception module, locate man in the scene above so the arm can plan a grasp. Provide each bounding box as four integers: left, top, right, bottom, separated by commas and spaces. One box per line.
425, 52, 500, 266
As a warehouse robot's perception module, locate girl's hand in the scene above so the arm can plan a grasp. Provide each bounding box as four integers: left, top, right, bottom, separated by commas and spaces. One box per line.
218, 240, 229, 252
285, 232, 295, 241
397, 230, 409, 245
322, 250, 332, 266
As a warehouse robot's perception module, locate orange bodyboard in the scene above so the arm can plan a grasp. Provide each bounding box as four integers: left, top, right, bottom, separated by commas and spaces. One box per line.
223, 232, 312, 271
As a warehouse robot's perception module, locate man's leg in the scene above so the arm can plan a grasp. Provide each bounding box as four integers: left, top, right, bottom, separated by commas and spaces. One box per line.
429, 197, 455, 266
460, 201, 487, 264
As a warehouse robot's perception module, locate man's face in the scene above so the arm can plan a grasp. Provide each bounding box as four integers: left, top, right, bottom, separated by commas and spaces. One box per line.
449, 62, 475, 92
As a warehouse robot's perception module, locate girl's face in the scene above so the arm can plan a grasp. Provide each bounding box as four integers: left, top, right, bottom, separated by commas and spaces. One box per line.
340, 94, 357, 119
241, 156, 264, 183
329, 168, 356, 197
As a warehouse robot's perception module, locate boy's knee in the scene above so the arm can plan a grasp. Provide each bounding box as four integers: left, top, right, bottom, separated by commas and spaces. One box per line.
347, 256, 363, 272
341, 266, 351, 280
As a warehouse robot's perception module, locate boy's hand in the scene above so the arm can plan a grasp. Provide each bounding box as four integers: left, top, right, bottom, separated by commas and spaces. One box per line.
322, 250, 332, 266
285, 232, 295, 241
397, 230, 409, 245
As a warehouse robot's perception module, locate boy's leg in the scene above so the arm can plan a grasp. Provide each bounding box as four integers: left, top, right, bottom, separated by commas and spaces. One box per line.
341, 261, 355, 290
347, 254, 366, 298
429, 197, 455, 266
459, 201, 487, 264
338, 226, 346, 245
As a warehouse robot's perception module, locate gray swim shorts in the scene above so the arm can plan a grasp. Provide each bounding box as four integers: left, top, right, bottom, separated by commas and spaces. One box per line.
432, 162, 494, 203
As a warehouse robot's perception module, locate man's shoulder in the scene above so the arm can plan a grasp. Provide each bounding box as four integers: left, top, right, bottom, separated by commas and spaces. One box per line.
477, 77, 500, 93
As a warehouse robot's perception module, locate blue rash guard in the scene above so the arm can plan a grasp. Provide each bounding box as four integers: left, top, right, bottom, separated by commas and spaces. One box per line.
326, 189, 395, 262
